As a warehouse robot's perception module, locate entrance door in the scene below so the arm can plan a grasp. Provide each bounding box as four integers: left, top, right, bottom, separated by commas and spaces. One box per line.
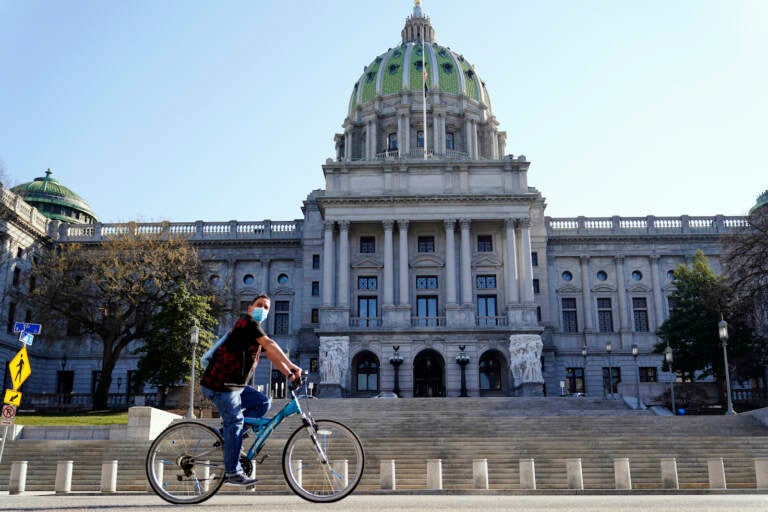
413, 349, 445, 397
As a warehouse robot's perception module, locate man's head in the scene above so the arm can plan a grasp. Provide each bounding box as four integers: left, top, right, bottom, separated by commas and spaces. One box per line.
248, 294, 271, 323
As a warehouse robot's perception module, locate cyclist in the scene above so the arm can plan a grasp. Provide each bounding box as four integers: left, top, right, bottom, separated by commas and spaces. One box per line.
201, 293, 302, 486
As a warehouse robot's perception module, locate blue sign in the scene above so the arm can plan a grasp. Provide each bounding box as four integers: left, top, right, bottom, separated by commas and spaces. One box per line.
12, 322, 25, 333
13, 323, 41, 335
19, 333, 34, 345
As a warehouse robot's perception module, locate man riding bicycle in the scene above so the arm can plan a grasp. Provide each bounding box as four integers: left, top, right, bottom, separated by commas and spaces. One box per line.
200, 294, 302, 486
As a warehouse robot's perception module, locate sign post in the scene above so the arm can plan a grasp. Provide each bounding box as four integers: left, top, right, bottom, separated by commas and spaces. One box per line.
1, 331, 37, 463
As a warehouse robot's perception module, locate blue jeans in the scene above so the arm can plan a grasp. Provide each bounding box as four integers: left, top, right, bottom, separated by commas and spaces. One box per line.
201, 385, 271, 475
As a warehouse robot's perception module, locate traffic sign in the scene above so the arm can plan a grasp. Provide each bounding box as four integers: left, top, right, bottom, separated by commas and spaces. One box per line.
9, 346, 31, 390
1, 404, 16, 426
19, 333, 34, 345
12, 322, 41, 335
3, 389, 21, 407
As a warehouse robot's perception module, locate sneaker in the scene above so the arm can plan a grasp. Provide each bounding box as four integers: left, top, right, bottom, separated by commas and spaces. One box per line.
224, 473, 258, 486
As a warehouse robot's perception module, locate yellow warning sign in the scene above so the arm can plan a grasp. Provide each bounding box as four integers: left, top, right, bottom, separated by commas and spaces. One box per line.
9, 345, 31, 390
3, 389, 21, 407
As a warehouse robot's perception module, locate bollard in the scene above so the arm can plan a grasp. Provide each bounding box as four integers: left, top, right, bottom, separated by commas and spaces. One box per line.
566, 458, 584, 490
55, 460, 73, 494
201, 461, 210, 493
380, 460, 396, 490
473, 459, 489, 490
660, 458, 679, 489
756, 458, 768, 490
519, 458, 536, 490
9, 460, 28, 495
707, 458, 727, 489
331, 460, 349, 489
101, 460, 118, 493
426, 459, 443, 490
614, 458, 632, 490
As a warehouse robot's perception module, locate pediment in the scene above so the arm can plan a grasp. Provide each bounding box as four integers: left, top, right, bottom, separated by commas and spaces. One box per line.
410, 254, 445, 268
351, 256, 383, 269
592, 284, 616, 292
627, 283, 652, 293
472, 254, 502, 268
557, 284, 582, 293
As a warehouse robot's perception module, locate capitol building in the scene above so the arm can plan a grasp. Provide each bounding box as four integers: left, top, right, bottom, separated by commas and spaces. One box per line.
0, 2, 759, 406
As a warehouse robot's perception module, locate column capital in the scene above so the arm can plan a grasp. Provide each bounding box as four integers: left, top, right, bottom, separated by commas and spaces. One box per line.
338, 220, 350, 231
516, 217, 531, 229
444, 218, 456, 230
650, 254, 660, 263
397, 219, 410, 230
459, 218, 472, 229
383, 219, 395, 230
505, 218, 517, 229
579, 255, 591, 264
614, 254, 626, 264
323, 220, 335, 231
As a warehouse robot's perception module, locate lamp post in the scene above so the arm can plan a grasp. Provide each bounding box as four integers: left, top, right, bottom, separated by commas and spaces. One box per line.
581, 344, 588, 395
606, 341, 613, 399
389, 345, 403, 397
718, 316, 736, 415
455, 345, 470, 397
631, 344, 640, 410
186, 319, 199, 419
665, 344, 676, 415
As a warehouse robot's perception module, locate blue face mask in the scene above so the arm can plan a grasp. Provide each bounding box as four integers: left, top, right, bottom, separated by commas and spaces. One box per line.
251, 307, 269, 323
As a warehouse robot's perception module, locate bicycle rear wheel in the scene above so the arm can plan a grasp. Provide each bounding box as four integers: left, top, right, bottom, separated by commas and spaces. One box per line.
146, 421, 226, 504
282, 419, 364, 503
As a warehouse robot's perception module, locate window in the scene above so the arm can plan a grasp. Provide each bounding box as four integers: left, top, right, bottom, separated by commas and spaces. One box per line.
632, 297, 649, 332
6, 302, 16, 333
562, 271, 573, 282
596, 270, 607, 281
387, 133, 398, 151
666, 270, 675, 281
536, 306, 542, 322
12, 267, 20, 287
357, 297, 378, 326
16, 248, 23, 258
417, 235, 435, 253
631, 270, 643, 281
532, 278, 540, 294
274, 301, 290, 335
360, 236, 375, 254
477, 295, 497, 326
479, 352, 504, 391
417, 130, 425, 148
127, 370, 143, 396
355, 352, 379, 393
597, 298, 614, 333
476, 275, 496, 289
311, 281, 320, 296
640, 367, 658, 383
243, 274, 255, 285
91, 370, 102, 395
477, 235, 493, 252
415, 296, 439, 326
561, 297, 578, 333
602, 367, 621, 394
565, 367, 585, 394
667, 296, 678, 312
277, 273, 289, 285
531, 251, 538, 267
446, 132, 455, 150
24, 310, 32, 323
311, 308, 319, 324
416, 276, 438, 289
358, 276, 378, 290
309, 358, 319, 374
312, 254, 320, 269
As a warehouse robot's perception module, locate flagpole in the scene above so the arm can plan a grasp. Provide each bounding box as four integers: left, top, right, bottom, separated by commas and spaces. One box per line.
421, 31, 428, 159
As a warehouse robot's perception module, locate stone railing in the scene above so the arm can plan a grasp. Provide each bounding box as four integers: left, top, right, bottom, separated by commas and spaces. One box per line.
546, 215, 748, 237
0, 186, 51, 236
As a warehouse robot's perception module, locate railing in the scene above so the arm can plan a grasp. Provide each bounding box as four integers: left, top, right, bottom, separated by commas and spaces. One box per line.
0, 186, 51, 236
372, 149, 473, 161
732, 388, 768, 405
476, 316, 509, 327
349, 317, 383, 328
546, 215, 748, 237
411, 316, 445, 327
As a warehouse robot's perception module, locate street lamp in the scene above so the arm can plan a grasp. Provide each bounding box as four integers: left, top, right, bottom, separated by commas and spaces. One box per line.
664, 344, 676, 415
605, 341, 613, 399
581, 344, 587, 395
455, 345, 470, 397
718, 316, 736, 415
631, 344, 640, 410
186, 319, 199, 419
389, 345, 403, 397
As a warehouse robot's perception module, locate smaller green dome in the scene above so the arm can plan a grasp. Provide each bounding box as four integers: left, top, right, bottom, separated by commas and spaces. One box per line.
750, 189, 768, 215
12, 169, 98, 224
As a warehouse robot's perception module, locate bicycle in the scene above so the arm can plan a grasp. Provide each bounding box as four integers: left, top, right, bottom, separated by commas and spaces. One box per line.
145, 374, 364, 504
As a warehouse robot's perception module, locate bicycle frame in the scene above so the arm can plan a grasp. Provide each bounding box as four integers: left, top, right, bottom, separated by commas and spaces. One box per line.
241, 387, 310, 462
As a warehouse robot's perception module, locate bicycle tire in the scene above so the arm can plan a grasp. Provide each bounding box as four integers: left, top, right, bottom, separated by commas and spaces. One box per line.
282, 419, 365, 503
146, 421, 226, 504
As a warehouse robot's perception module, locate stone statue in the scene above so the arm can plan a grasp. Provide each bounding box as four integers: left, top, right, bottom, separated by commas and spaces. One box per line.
508, 334, 544, 384
319, 336, 349, 384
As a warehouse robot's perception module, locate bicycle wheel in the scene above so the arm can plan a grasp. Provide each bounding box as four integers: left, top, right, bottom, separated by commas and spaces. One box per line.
282, 419, 364, 503
146, 421, 226, 504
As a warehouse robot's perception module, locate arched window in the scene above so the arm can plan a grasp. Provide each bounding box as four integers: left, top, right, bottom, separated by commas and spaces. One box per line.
479, 350, 507, 394
353, 351, 379, 394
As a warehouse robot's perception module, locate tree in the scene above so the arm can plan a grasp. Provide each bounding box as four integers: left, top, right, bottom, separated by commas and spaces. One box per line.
133, 283, 218, 408
25, 229, 214, 410
654, 250, 755, 402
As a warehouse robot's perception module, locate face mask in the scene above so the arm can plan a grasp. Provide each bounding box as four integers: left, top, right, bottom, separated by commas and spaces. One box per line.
251, 307, 269, 323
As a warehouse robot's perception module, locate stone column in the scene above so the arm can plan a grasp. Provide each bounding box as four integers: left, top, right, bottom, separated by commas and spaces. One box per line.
464, 119, 473, 157
615, 256, 630, 330
650, 255, 664, 329
459, 218, 472, 305
491, 127, 499, 159
472, 120, 479, 159
516, 219, 534, 303
580, 256, 593, 331
322, 221, 335, 306
338, 221, 350, 308
398, 220, 410, 305
383, 220, 395, 306
403, 113, 410, 154
344, 128, 351, 160
397, 115, 405, 155
444, 219, 457, 305
261, 258, 271, 294
504, 218, 519, 304
370, 119, 377, 157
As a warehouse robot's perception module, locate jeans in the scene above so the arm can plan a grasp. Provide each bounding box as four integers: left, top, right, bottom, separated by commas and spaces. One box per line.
201, 385, 271, 475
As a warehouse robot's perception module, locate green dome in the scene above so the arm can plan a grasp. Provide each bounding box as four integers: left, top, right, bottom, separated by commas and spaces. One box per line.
750, 189, 768, 215
12, 169, 98, 224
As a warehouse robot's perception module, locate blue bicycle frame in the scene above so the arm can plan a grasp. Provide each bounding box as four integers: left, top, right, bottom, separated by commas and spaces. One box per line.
241, 390, 306, 462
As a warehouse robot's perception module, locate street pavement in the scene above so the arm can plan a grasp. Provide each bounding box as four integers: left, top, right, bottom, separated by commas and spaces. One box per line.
0, 493, 766, 512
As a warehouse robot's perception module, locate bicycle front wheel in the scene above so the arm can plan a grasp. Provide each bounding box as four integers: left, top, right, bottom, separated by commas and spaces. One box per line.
282, 419, 364, 503
146, 421, 226, 504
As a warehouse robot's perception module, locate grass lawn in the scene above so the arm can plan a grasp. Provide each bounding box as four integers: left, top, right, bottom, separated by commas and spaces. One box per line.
15, 411, 129, 426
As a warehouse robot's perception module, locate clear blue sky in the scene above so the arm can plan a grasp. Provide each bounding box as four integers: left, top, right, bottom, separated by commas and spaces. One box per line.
1, 0, 765, 223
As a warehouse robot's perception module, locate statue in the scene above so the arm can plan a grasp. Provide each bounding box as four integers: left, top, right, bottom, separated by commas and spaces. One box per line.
508, 335, 544, 385
319, 336, 349, 384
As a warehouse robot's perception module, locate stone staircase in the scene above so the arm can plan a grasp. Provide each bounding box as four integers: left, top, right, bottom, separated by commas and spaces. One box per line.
1, 397, 767, 493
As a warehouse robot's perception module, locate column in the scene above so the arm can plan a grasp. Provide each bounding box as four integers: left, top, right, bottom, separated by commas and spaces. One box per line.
516, 219, 534, 303
344, 128, 352, 161
261, 258, 271, 294
615, 256, 630, 330
460, 218, 472, 305
370, 120, 377, 157
338, 221, 350, 307
383, 220, 394, 306
464, 119, 473, 157
322, 221, 335, 306
472, 120, 479, 159
397, 115, 404, 155
433, 114, 441, 155
491, 128, 499, 159
650, 255, 664, 329
444, 219, 457, 305
398, 220, 410, 305
580, 256, 593, 331
403, 113, 410, 154
504, 218, 520, 304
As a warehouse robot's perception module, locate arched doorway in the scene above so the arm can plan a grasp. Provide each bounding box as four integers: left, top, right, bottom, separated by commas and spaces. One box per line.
351, 350, 379, 397
479, 350, 508, 396
413, 349, 445, 397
